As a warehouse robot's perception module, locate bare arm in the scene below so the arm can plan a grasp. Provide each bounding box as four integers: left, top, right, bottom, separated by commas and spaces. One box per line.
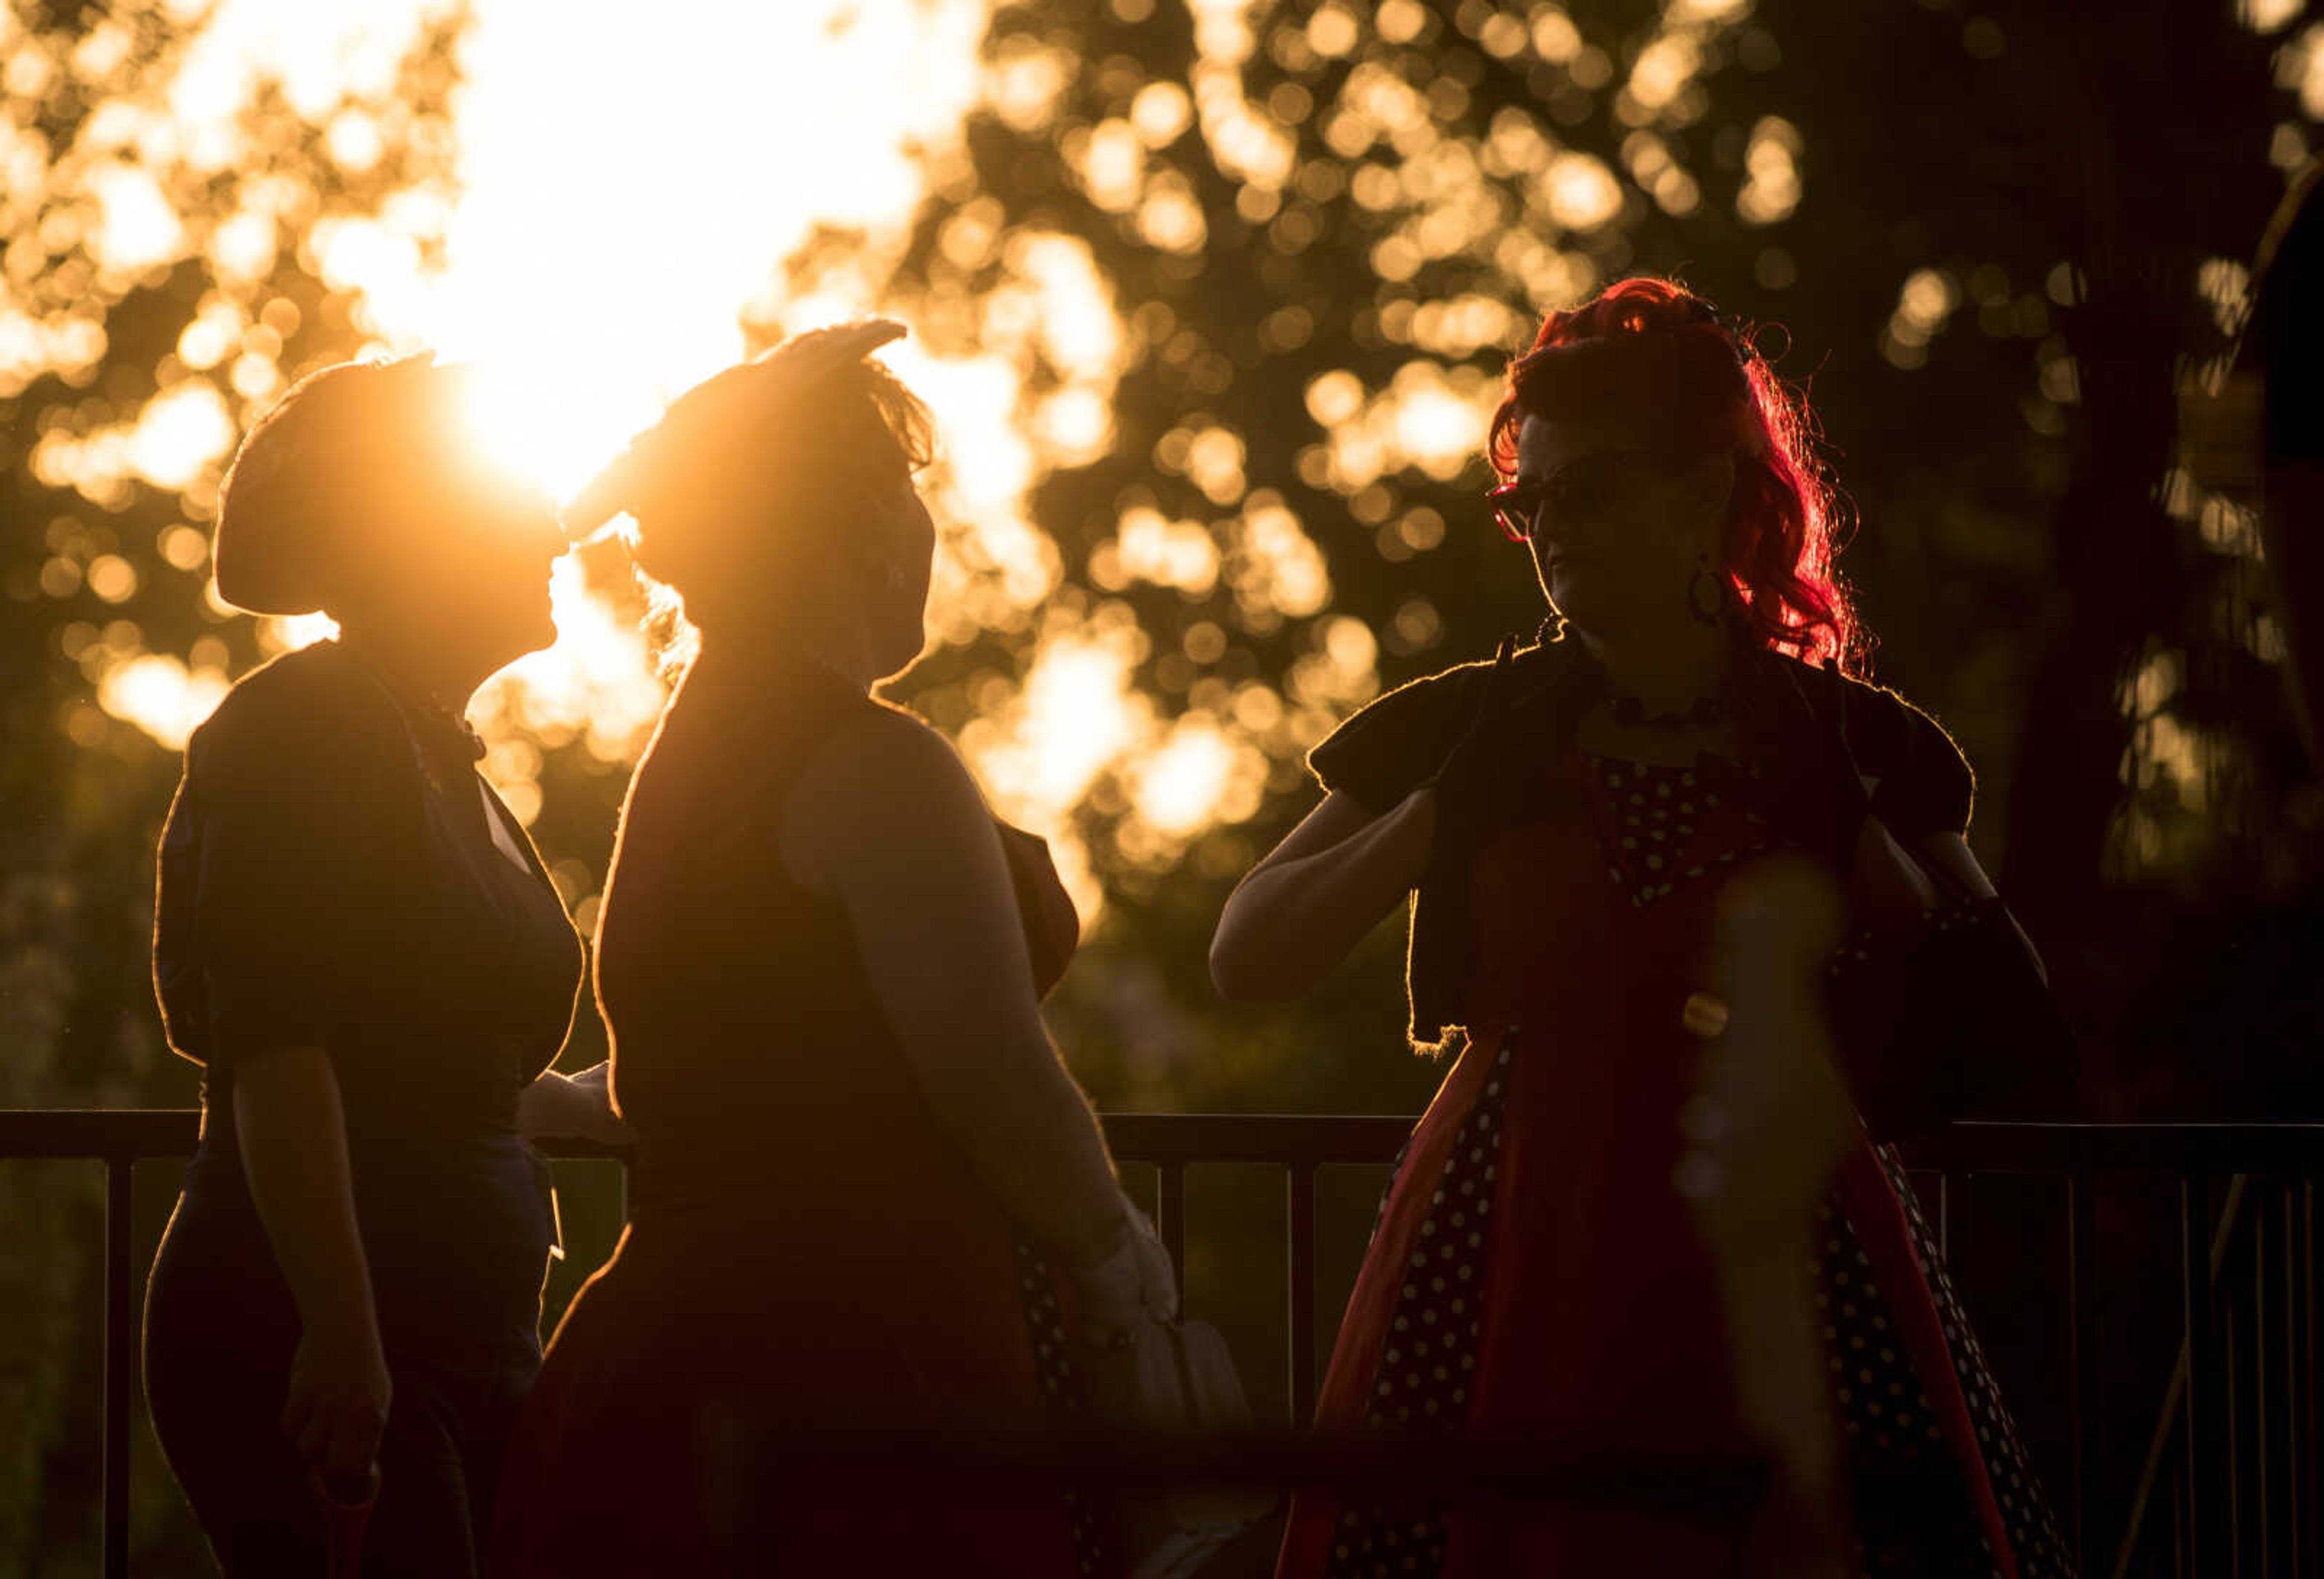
1209, 787, 1437, 1002
1851, 815, 2047, 985
1911, 829, 2046, 983
782, 709, 1127, 1262
231, 1046, 390, 1486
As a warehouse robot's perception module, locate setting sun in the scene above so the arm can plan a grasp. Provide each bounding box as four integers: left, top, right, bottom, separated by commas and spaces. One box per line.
34, 0, 1842, 930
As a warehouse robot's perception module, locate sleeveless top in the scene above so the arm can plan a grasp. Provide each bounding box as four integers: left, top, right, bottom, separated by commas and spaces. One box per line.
595, 652, 1079, 1212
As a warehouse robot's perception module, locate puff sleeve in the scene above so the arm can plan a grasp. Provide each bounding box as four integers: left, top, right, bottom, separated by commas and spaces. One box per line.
1843, 683, 1977, 839
1307, 663, 1492, 816
158, 661, 423, 1068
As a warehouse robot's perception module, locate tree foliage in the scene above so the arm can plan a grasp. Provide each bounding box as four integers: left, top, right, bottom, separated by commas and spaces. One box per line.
3, 0, 2320, 1563
1, 2, 467, 1562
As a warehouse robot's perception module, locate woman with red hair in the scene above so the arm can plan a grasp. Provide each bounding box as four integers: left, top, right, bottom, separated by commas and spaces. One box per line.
1215, 278, 2071, 1575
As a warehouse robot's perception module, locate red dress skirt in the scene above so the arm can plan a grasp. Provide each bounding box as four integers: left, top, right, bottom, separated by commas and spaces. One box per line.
1277, 750, 2073, 1578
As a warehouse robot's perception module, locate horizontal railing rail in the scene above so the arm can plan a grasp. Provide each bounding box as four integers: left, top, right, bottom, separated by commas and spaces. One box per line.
683, 1423, 1771, 1511
10, 1108, 2309, 1169
7, 1111, 2324, 1578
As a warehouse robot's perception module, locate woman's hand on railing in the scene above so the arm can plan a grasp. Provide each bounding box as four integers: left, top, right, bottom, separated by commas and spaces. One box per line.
516, 1064, 630, 1145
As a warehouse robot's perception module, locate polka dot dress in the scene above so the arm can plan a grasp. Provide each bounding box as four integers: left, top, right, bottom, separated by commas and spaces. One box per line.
1590, 752, 2073, 1572
1322, 1039, 1516, 1579
1861, 1148, 2075, 1578
1292, 752, 2074, 1579
1591, 755, 1768, 908
1814, 1190, 2002, 1573
1016, 1240, 1107, 1577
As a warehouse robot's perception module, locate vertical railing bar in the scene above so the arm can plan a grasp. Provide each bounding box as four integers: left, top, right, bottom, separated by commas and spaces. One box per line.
1288, 1161, 1317, 1427
25, 1112, 2324, 1570
2071, 1166, 2099, 1575
1948, 1170, 1971, 1296
1157, 1160, 1187, 1302
2178, 1467, 2189, 1579
102, 1154, 133, 1579
2296, 1181, 2314, 1572
2255, 1192, 2271, 1577
2224, 1176, 2251, 1579
2113, 1348, 2195, 1579
2186, 1170, 2210, 1575
2227, 1278, 2242, 1579
2116, 1170, 2262, 1579
2191, 1169, 2237, 1579
2282, 1181, 2299, 1579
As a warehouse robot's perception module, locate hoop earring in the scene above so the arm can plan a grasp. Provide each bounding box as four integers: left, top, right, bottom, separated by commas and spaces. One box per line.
1687, 561, 1725, 626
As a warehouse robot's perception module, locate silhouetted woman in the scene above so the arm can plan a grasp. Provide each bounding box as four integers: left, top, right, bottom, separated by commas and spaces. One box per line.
1215, 280, 2073, 1577
489, 322, 1175, 1578
145, 356, 620, 1577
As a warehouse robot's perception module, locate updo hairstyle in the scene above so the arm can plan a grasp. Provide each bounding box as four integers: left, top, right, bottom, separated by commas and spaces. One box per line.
1486, 277, 1862, 672
565, 324, 933, 637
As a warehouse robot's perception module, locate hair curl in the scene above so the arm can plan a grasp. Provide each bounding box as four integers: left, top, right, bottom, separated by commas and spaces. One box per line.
1486, 277, 1863, 673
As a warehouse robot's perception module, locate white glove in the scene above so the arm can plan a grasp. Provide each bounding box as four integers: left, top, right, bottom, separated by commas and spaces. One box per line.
1070, 1189, 1178, 1346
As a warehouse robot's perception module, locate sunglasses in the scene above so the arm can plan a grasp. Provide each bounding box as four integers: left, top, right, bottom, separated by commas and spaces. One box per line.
1488, 450, 1666, 543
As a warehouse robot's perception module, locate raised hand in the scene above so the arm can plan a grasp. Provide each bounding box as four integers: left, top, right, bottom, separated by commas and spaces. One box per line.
1413, 635, 1520, 861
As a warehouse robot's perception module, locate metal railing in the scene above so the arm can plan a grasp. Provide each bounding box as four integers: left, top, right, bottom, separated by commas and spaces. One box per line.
1882, 1123, 2324, 1578
3, 1111, 2320, 1578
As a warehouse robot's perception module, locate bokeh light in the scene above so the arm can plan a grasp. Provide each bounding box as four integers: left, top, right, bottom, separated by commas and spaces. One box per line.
44, 0, 2271, 928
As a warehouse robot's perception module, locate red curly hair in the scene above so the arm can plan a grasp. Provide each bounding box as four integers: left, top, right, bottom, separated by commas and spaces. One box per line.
1486, 277, 1863, 674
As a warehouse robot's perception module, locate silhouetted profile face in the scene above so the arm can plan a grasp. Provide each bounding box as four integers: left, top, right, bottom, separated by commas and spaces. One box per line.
853, 428, 937, 680
1484, 278, 1860, 672
568, 330, 939, 680
1509, 413, 1732, 648
378, 475, 566, 675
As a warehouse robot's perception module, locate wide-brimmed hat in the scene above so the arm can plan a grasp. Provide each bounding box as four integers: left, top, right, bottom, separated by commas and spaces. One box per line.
562, 318, 907, 540
212, 356, 536, 616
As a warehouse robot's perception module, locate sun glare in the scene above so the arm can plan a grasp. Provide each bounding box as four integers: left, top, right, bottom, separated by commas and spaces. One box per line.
53, 0, 1776, 916
401, 0, 990, 501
